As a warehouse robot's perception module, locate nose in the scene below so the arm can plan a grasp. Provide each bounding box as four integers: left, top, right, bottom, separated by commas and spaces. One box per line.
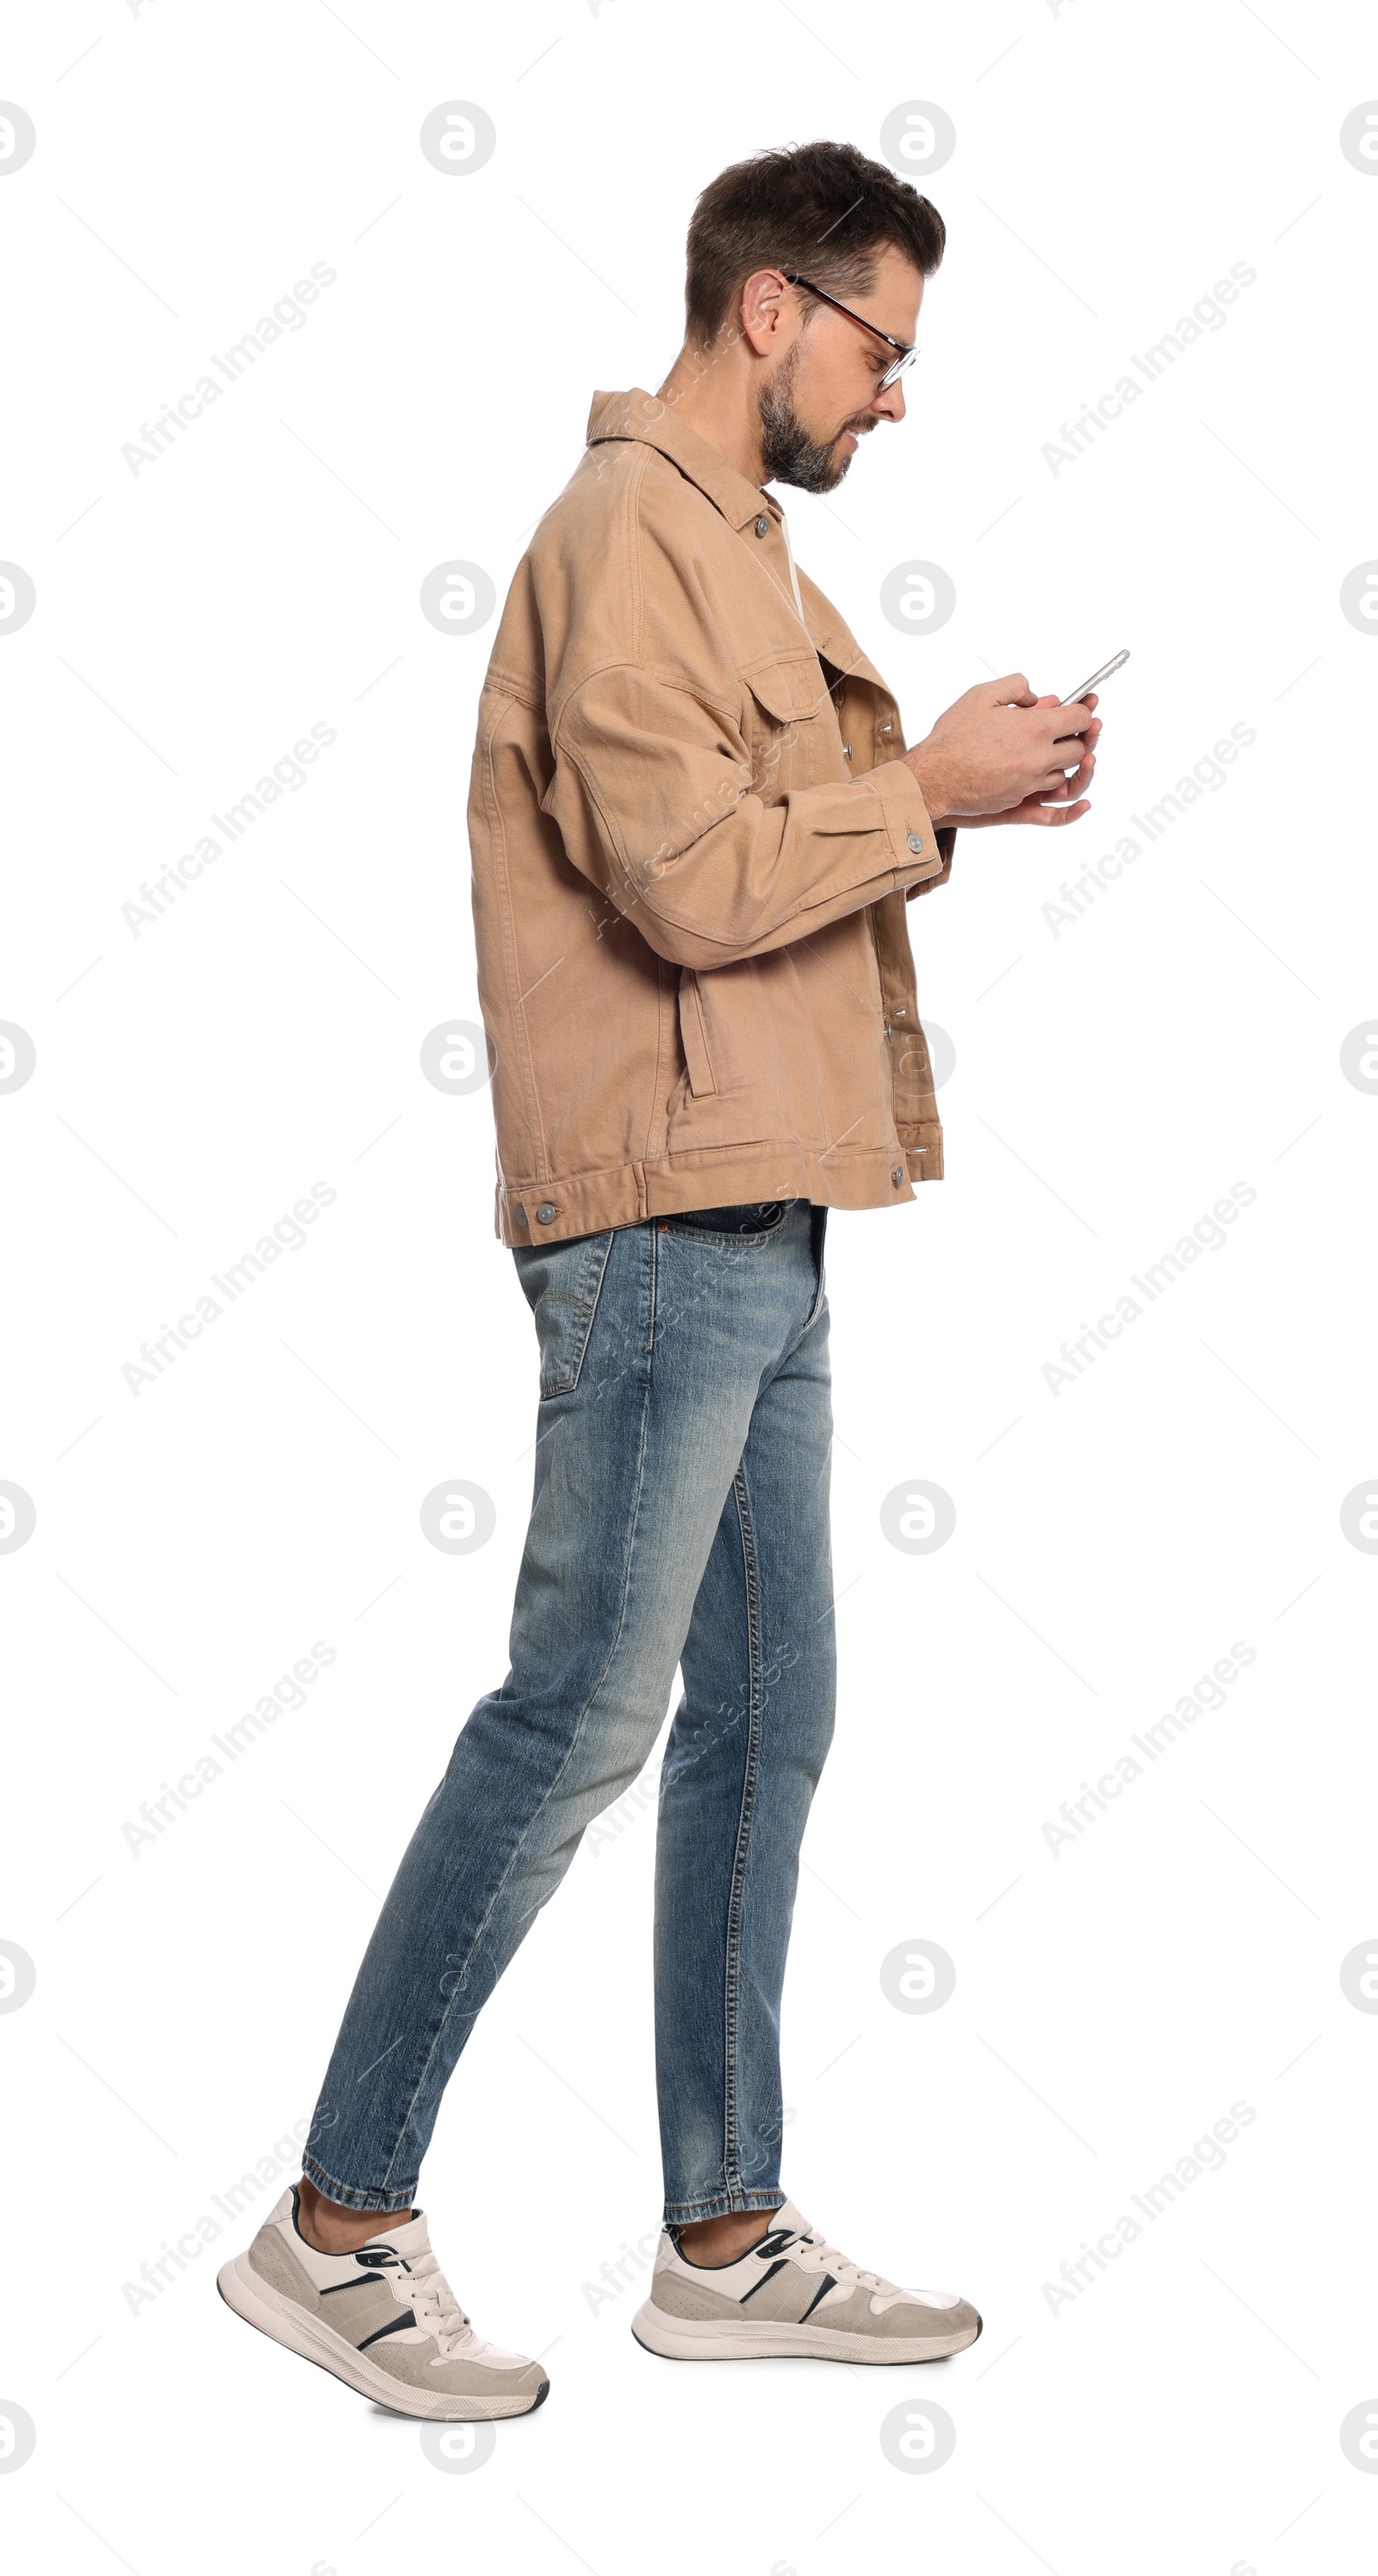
872, 379, 907, 425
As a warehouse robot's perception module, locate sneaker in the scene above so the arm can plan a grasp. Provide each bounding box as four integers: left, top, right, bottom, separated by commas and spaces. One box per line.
631, 2198, 981, 2364
217, 2185, 549, 2420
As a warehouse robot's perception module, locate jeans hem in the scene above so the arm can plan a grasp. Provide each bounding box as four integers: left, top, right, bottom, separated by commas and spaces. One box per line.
661, 2189, 785, 2226
301, 2152, 418, 2215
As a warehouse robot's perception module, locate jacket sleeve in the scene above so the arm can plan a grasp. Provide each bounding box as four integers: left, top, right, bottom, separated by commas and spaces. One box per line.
543, 665, 945, 970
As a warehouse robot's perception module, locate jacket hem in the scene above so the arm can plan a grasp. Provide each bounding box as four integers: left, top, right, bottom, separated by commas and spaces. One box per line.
496, 1133, 944, 1248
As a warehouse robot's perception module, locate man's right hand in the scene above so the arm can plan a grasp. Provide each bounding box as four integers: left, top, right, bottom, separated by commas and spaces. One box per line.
903, 674, 1101, 824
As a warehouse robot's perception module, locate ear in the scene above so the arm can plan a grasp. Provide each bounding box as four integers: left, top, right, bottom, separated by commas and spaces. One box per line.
738, 266, 791, 358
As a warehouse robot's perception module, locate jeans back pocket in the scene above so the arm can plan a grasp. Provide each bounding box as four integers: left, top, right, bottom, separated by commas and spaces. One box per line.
512, 1229, 615, 1398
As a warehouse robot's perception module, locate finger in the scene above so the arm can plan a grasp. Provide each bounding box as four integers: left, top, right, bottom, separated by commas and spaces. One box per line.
1052, 706, 1096, 741
991, 672, 1032, 703
1016, 795, 1092, 826
942, 796, 1092, 827
971, 794, 1089, 827
1036, 755, 1096, 795
1052, 696, 1102, 736
1046, 724, 1101, 768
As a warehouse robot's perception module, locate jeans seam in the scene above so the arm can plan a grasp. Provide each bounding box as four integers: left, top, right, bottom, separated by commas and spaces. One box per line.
721, 1458, 766, 2195
373, 1229, 658, 2199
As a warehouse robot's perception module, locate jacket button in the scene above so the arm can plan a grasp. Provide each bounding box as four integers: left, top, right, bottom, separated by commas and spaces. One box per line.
754, 515, 769, 536
514, 1204, 527, 1225
536, 1202, 556, 1224
891, 1166, 904, 1186
906, 832, 924, 852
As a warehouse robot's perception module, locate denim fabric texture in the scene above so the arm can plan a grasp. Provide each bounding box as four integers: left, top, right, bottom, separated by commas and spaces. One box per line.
305, 1199, 835, 2224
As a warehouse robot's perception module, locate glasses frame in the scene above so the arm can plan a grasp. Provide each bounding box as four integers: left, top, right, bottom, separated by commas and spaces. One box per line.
779, 270, 918, 391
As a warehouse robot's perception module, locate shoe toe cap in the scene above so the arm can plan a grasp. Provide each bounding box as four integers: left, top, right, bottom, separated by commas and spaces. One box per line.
442, 2352, 549, 2403
887, 2291, 982, 2344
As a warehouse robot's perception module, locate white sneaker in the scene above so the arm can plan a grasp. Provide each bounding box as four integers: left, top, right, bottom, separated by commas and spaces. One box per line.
217, 2186, 549, 2420
632, 2198, 982, 2364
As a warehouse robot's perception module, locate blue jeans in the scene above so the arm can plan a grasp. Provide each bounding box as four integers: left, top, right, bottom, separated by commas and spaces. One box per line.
304, 1198, 835, 2224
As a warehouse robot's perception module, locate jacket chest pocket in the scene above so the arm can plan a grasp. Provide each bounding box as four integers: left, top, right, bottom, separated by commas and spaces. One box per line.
741, 648, 839, 801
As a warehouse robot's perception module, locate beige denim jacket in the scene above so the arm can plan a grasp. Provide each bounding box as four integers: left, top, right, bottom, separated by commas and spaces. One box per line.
468, 387, 957, 1248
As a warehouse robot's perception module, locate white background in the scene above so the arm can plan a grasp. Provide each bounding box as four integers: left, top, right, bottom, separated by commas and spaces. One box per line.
3, 2, 1376, 2569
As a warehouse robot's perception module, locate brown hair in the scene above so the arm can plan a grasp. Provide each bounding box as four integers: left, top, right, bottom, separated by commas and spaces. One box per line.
685, 139, 945, 348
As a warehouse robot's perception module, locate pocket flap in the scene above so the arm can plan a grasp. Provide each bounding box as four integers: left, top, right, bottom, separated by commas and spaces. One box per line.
741, 650, 829, 724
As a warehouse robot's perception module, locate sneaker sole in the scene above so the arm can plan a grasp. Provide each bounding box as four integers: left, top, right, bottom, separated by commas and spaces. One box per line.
216, 2252, 549, 2421
630, 2299, 982, 2365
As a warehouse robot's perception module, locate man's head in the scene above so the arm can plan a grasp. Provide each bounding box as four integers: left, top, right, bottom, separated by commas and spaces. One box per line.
681, 140, 945, 493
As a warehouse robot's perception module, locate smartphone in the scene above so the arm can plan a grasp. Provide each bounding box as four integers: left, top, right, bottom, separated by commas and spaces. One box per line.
1060, 649, 1129, 705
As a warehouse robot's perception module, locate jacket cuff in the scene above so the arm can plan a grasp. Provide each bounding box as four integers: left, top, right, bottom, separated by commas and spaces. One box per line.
906, 821, 958, 900
865, 757, 947, 889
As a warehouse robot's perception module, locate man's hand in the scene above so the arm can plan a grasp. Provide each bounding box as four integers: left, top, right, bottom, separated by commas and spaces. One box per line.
903, 677, 1102, 831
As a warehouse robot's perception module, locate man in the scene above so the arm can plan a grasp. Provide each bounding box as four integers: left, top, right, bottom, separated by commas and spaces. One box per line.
219, 139, 1100, 2417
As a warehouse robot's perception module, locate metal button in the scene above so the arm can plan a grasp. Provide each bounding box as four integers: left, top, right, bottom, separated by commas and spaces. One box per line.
754, 515, 769, 536
514, 1204, 527, 1224
906, 832, 923, 852
536, 1202, 556, 1224
842, 742, 853, 759
891, 1166, 904, 1186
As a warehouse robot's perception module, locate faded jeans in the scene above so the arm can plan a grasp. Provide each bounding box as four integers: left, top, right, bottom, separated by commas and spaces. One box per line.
304, 1198, 835, 2225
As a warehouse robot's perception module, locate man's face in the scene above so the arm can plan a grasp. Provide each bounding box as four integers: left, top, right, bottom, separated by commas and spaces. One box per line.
758, 244, 924, 495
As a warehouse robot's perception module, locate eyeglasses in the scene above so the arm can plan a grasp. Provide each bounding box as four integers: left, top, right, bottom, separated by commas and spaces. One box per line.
779, 271, 918, 391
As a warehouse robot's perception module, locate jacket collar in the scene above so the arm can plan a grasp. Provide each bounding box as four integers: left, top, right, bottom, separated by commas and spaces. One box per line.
584, 387, 892, 698
585, 387, 774, 535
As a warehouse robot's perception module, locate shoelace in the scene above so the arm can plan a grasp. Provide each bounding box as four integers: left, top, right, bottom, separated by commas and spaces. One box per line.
787, 2228, 897, 2297
393, 2246, 475, 2356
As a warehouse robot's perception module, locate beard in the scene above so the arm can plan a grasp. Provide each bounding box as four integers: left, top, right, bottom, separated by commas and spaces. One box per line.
757, 344, 872, 493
